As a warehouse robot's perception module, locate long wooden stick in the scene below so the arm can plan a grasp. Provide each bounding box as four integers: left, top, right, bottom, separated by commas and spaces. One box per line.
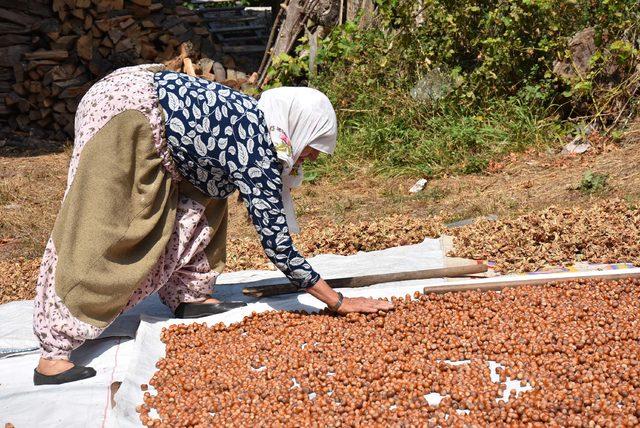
243, 263, 488, 297
422, 268, 640, 295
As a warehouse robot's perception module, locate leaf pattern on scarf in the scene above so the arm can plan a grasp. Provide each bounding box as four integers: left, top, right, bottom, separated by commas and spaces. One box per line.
155, 71, 319, 289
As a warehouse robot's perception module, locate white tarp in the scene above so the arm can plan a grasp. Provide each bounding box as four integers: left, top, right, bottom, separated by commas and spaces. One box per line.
1, 238, 445, 428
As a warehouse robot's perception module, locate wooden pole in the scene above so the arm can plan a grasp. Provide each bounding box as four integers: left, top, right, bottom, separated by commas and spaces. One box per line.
422, 268, 640, 295
243, 263, 488, 297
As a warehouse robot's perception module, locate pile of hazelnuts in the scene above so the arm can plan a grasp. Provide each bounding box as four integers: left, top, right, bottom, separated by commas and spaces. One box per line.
138, 278, 640, 427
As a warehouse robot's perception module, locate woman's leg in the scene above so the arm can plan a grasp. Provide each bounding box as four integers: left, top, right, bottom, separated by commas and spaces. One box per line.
32, 65, 177, 380
157, 251, 218, 312
33, 239, 103, 374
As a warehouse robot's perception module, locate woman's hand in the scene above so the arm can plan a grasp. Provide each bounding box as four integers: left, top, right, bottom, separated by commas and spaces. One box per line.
306, 278, 394, 315
336, 296, 394, 315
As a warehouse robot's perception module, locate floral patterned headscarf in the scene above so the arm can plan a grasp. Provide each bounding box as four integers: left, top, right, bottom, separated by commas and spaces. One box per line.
257, 87, 338, 233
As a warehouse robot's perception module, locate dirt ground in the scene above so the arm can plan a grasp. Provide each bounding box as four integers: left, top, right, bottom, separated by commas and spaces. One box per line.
1, 136, 639, 303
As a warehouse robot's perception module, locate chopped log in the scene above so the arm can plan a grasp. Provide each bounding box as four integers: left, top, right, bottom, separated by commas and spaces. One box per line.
84, 14, 93, 30
59, 82, 91, 99
94, 19, 112, 32
182, 57, 196, 76
27, 60, 60, 71
65, 98, 78, 113
201, 71, 215, 81
119, 17, 136, 30
0, 8, 39, 26
76, 34, 93, 61
164, 42, 192, 71
97, 46, 110, 57
27, 81, 42, 94
87, 55, 112, 76
114, 38, 133, 53
51, 35, 79, 51
12, 64, 24, 82
212, 61, 226, 81
108, 27, 123, 44
0, 22, 31, 34
29, 109, 43, 121
16, 114, 30, 129
5, 93, 30, 112
0, 34, 31, 48
53, 76, 89, 91
91, 24, 102, 38
71, 7, 85, 20
198, 58, 214, 74
27, 70, 42, 81
139, 41, 158, 60
101, 36, 114, 48
0, 46, 30, 68
11, 82, 27, 96
23, 50, 69, 61
131, 0, 152, 6
40, 107, 52, 119
53, 101, 67, 113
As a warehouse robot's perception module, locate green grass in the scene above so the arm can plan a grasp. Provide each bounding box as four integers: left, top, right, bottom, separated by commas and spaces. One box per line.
579, 171, 609, 194
306, 92, 566, 179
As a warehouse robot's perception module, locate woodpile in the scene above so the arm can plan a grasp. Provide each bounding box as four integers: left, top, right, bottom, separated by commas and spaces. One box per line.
0, 0, 217, 140
163, 41, 259, 92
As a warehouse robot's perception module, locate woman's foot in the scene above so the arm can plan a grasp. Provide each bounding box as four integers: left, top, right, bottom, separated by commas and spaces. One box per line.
34, 358, 96, 386
37, 358, 74, 376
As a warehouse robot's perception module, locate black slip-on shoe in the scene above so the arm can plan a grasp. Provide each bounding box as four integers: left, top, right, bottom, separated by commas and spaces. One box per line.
174, 301, 247, 318
33, 365, 96, 386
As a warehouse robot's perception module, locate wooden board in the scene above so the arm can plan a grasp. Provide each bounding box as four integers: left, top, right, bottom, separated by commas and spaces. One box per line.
243, 262, 489, 297
422, 268, 640, 294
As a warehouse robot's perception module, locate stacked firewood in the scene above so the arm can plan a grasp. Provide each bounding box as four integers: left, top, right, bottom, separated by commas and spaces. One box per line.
164, 42, 258, 92
0, 0, 217, 140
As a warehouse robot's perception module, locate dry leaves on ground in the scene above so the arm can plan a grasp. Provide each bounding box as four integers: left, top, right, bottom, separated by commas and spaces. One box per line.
3, 199, 639, 305
0, 258, 40, 304
226, 214, 445, 271
450, 198, 640, 273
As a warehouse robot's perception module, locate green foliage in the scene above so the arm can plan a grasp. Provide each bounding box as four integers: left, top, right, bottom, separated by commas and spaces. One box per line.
305, 91, 564, 177
265, 52, 309, 88
579, 171, 609, 194
267, 0, 638, 178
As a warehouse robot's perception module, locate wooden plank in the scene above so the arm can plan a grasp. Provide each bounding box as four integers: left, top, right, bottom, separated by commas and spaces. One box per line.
243, 263, 489, 297
422, 268, 640, 294
0, 22, 30, 35
0, 34, 31, 47
222, 45, 266, 54
0, 8, 38, 26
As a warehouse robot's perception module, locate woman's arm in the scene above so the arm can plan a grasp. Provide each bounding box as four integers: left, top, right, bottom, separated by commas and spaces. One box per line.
231, 155, 393, 314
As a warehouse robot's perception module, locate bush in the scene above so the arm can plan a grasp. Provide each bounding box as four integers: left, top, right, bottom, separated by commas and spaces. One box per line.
268, 0, 638, 177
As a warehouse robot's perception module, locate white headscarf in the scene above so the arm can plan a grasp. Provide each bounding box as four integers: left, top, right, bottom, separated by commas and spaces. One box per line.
257, 87, 338, 233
